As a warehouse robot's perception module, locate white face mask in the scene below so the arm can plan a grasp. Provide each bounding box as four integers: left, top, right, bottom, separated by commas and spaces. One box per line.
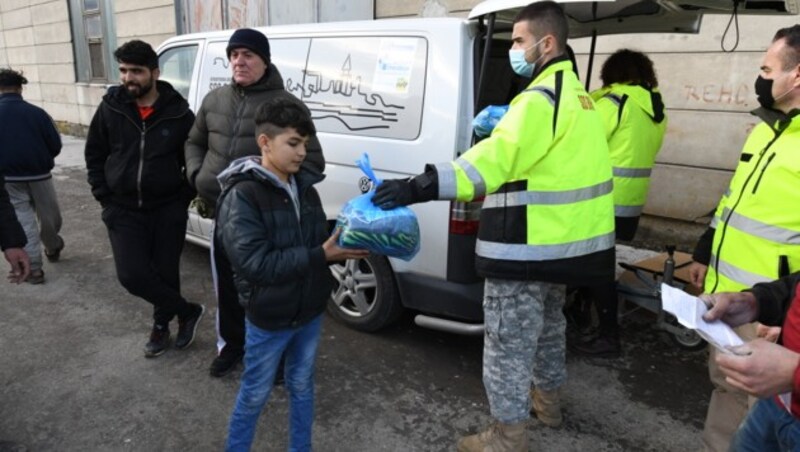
508, 37, 546, 78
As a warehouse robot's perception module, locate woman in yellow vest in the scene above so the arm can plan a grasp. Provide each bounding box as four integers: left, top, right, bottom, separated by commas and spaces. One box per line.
573, 49, 667, 356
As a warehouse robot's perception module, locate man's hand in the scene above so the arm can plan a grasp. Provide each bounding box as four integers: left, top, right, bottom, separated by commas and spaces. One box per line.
371, 179, 414, 210
688, 262, 708, 289
701, 291, 759, 327
756, 323, 781, 343
716, 339, 800, 398
4, 247, 30, 284
323, 229, 371, 262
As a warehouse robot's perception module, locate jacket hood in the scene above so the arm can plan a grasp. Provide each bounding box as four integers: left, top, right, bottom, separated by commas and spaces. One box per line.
232, 63, 285, 93
103, 80, 188, 112
592, 83, 666, 124
217, 156, 324, 191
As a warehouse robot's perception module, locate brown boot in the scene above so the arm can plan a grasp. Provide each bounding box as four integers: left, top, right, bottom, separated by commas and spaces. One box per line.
530, 387, 563, 427
456, 421, 528, 452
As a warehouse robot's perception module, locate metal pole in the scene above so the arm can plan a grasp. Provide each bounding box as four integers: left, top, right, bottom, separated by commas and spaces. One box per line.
475, 13, 496, 111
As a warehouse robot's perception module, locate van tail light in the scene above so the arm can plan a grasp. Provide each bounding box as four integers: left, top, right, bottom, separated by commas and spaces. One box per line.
449, 197, 483, 235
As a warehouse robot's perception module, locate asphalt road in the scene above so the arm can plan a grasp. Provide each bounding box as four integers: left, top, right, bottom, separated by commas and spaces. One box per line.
0, 136, 713, 451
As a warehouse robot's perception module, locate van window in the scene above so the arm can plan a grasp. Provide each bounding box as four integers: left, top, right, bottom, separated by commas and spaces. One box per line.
285, 37, 428, 141
158, 44, 199, 100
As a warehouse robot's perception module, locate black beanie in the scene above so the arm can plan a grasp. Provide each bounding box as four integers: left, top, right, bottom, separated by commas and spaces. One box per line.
226, 28, 270, 65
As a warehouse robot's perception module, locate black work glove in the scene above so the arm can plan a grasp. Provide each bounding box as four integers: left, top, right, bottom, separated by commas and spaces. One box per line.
372, 171, 438, 210
372, 179, 415, 210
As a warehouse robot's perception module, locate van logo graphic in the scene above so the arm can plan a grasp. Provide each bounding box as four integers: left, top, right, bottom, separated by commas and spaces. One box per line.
358, 176, 372, 193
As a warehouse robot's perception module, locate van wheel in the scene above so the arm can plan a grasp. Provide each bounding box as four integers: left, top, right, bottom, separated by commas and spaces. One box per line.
327, 254, 403, 332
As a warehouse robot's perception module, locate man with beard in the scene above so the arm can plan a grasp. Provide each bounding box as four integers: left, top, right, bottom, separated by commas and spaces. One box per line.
85, 40, 204, 358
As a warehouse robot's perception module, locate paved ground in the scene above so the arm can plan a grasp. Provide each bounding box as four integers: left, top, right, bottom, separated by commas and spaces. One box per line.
0, 136, 713, 451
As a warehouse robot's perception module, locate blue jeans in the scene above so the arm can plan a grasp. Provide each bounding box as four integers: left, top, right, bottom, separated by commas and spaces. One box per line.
226, 315, 323, 452
732, 398, 800, 451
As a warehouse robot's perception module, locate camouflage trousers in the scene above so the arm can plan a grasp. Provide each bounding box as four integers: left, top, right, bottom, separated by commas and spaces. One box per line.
483, 278, 567, 423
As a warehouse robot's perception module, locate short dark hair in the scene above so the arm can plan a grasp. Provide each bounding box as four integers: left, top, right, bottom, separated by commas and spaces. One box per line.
0, 68, 28, 88
513, 1, 568, 52
773, 25, 800, 70
114, 40, 158, 70
255, 97, 316, 139
600, 49, 658, 89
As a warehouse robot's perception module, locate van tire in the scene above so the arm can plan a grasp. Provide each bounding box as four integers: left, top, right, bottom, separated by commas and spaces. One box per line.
327, 254, 404, 332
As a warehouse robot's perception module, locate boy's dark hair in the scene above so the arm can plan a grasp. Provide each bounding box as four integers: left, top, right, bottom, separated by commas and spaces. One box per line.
774, 25, 800, 70
114, 40, 159, 70
600, 49, 658, 89
255, 97, 316, 138
514, 1, 568, 53
0, 68, 28, 88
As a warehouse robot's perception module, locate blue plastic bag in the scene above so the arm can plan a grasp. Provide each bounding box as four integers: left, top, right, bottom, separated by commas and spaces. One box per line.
336, 154, 421, 261
472, 104, 509, 138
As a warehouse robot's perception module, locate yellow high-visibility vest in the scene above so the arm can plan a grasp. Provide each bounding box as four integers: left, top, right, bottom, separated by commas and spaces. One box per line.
434, 59, 615, 270
705, 112, 800, 293
591, 83, 667, 218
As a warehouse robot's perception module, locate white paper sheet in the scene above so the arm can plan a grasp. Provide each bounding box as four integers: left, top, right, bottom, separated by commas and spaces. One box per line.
661, 284, 744, 353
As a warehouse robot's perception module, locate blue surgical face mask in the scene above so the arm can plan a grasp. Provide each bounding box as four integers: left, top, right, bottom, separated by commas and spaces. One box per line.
508, 37, 546, 78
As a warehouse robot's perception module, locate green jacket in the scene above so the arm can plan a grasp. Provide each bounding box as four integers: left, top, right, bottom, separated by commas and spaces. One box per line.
433, 57, 615, 284
591, 83, 667, 217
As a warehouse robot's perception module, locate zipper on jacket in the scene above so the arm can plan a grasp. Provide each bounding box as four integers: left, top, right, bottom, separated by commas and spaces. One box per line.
137, 125, 146, 208
751, 151, 777, 194
106, 104, 190, 208
229, 90, 247, 161
710, 132, 782, 293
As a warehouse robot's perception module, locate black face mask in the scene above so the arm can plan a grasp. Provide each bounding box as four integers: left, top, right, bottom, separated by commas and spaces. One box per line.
755, 75, 776, 109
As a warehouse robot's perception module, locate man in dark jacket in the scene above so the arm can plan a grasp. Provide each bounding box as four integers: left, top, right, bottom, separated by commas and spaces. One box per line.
0, 68, 64, 284
185, 28, 325, 377
85, 40, 204, 358
0, 173, 30, 284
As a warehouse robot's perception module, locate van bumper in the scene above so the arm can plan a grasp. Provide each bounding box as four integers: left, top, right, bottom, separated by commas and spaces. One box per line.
395, 272, 484, 323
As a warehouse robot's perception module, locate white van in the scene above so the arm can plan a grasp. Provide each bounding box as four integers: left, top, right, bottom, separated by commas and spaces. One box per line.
156, 0, 796, 335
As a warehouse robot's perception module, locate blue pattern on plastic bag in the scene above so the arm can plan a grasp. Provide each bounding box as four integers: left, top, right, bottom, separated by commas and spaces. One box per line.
336, 153, 420, 261
472, 104, 509, 138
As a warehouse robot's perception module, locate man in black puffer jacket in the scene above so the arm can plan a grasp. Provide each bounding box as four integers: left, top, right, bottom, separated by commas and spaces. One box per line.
85, 40, 205, 358
185, 28, 325, 377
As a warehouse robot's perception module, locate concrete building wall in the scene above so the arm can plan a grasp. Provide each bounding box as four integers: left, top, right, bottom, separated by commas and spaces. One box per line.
0, 0, 177, 135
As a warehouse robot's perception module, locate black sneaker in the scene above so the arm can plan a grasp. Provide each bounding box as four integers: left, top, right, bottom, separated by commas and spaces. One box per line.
209, 349, 243, 378
144, 325, 170, 358
175, 303, 205, 350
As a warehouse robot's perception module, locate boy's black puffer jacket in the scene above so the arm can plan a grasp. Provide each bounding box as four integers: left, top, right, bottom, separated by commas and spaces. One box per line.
215, 158, 334, 331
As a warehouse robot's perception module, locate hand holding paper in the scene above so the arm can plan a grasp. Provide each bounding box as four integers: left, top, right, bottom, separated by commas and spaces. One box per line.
660, 284, 744, 353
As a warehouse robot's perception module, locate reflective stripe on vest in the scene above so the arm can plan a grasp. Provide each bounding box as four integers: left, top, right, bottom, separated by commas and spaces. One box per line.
476, 231, 615, 261
455, 157, 486, 199
524, 86, 557, 106
615, 205, 643, 217
720, 206, 800, 244
613, 167, 652, 178
435, 162, 458, 199
482, 179, 612, 209
710, 254, 772, 288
